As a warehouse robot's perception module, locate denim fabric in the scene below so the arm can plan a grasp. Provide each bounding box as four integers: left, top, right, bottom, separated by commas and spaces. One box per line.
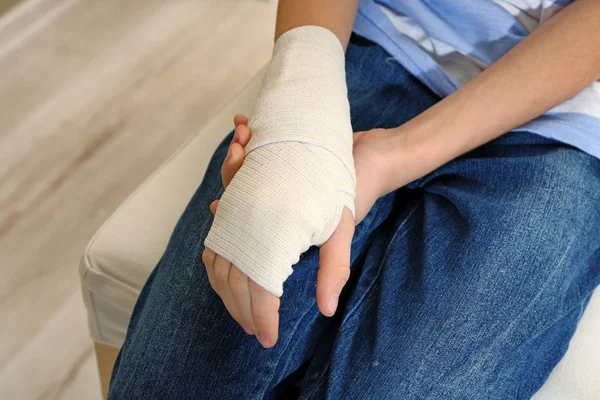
108, 35, 600, 400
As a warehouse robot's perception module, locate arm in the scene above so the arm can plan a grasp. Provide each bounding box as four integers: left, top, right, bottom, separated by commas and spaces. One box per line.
275, 0, 359, 49
204, 0, 361, 348
382, 0, 600, 194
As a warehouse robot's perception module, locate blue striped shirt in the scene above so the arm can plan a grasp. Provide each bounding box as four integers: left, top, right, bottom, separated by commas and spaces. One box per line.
353, 0, 600, 159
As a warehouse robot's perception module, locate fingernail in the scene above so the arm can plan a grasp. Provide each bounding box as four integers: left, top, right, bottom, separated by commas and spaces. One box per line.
328, 294, 339, 315
241, 325, 252, 335
258, 333, 271, 348
232, 129, 239, 143
228, 148, 238, 165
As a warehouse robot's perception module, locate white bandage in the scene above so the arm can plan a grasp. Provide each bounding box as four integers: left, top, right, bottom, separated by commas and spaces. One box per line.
204, 26, 355, 296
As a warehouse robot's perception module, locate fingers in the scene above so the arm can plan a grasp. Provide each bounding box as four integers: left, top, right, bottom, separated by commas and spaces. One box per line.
233, 113, 249, 128
211, 254, 250, 334
203, 248, 259, 337
249, 279, 280, 348
317, 207, 355, 317
221, 143, 245, 187
204, 247, 280, 344
222, 124, 251, 187
207, 113, 280, 345
233, 123, 251, 147
229, 266, 257, 334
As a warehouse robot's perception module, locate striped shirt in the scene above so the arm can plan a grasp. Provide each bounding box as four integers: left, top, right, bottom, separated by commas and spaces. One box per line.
353, 0, 600, 158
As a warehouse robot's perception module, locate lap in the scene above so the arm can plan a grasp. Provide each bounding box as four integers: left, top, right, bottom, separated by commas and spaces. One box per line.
301, 131, 600, 399
108, 35, 600, 399
109, 34, 434, 399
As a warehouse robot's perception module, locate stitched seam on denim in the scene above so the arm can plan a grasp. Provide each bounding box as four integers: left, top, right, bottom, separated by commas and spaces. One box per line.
513, 293, 593, 397
340, 203, 421, 329
494, 236, 576, 349
266, 299, 323, 394
517, 291, 591, 354
304, 203, 421, 399
454, 236, 578, 384
507, 237, 583, 354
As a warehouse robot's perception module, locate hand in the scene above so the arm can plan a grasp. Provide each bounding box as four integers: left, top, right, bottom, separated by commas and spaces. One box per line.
201, 114, 280, 349
351, 127, 396, 224
203, 114, 391, 348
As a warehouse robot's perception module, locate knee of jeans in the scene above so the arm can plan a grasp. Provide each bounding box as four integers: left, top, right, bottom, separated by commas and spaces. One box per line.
501, 146, 599, 249
424, 143, 598, 256
407, 144, 600, 331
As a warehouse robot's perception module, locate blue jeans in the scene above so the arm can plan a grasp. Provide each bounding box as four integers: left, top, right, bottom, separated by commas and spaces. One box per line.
108, 35, 600, 399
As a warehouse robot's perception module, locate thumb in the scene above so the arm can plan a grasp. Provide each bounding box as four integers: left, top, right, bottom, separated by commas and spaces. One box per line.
317, 207, 355, 317
210, 200, 219, 215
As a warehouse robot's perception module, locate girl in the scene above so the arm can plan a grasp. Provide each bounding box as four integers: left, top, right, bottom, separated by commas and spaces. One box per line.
109, 1, 600, 398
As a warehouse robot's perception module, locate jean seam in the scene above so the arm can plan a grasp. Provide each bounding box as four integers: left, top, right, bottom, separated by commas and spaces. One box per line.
266, 298, 323, 395
304, 203, 421, 399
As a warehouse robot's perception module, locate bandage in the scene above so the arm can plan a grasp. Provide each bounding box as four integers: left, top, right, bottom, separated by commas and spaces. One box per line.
204, 26, 355, 296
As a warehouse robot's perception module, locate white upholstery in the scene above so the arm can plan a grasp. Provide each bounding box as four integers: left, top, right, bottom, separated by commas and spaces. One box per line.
80, 69, 600, 399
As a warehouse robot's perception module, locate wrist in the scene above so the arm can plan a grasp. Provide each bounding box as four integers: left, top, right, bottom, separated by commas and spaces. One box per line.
376, 125, 433, 194
383, 99, 479, 193
273, 25, 345, 60
396, 83, 513, 172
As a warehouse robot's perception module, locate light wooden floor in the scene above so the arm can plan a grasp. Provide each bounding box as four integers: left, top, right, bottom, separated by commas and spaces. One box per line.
0, 0, 276, 398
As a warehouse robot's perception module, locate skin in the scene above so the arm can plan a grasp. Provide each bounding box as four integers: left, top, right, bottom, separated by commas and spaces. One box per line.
205, 115, 382, 347
202, 0, 361, 348
204, 0, 600, 348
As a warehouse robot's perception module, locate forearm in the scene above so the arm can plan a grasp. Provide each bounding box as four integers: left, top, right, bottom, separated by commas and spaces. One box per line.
208, 1, 361, 297
275, 0, 359, 49
383, 0, 600, 194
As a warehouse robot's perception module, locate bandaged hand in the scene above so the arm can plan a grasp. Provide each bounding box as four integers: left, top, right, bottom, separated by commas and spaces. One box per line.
204, 26, 356, 297
205, 114, 356, 349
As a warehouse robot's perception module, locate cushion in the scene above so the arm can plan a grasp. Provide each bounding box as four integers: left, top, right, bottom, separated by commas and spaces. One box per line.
80, 69, 264, 347
79, 69, 600, 399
